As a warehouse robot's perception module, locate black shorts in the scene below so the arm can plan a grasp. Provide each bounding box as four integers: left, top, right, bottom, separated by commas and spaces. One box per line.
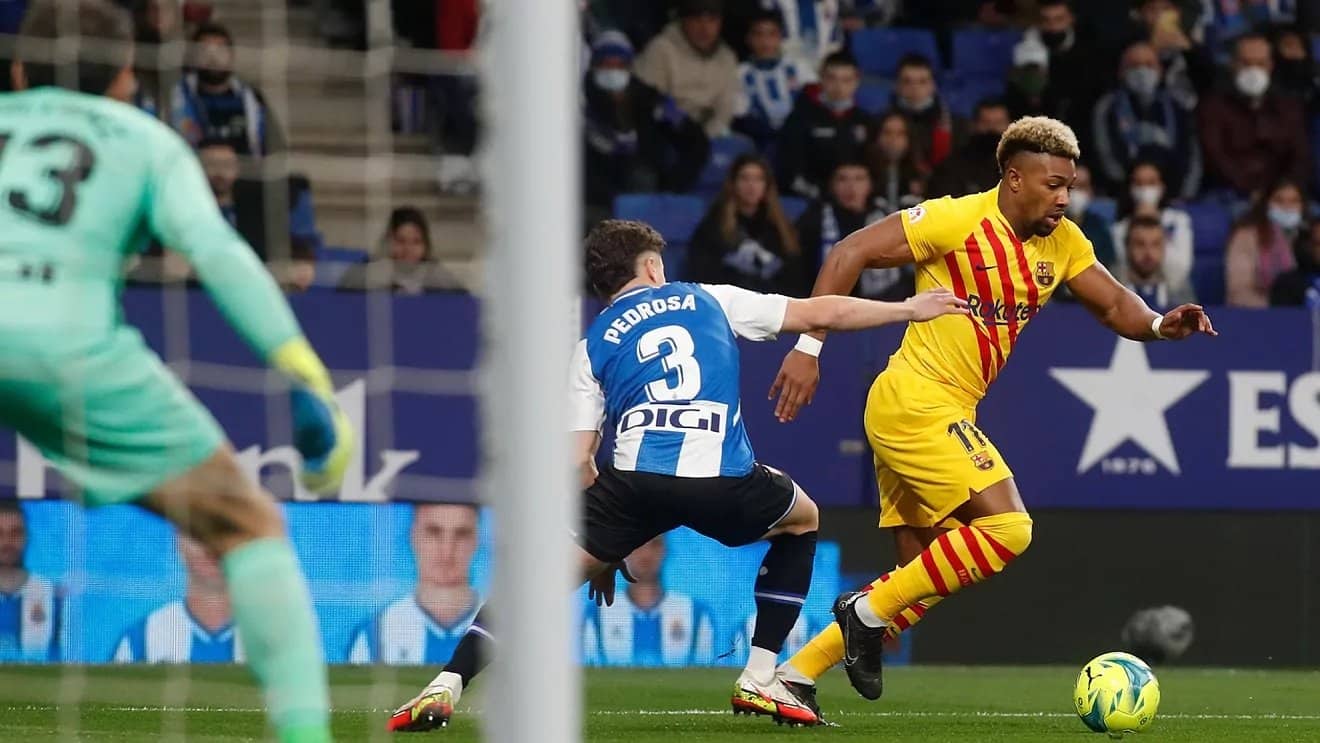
580, 463, 799, 563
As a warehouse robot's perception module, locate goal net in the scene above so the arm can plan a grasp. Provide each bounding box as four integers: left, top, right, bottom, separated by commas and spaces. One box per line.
0, 3, 844, 742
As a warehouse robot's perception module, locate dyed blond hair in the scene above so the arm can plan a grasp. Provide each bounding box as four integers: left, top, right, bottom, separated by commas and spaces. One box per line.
995, 116, 1081, 173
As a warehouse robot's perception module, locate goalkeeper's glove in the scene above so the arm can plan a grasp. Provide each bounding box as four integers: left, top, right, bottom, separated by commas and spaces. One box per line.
270, 337, 355, 494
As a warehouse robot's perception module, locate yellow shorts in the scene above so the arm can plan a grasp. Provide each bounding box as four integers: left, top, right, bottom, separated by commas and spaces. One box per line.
865, 365, 1013, 528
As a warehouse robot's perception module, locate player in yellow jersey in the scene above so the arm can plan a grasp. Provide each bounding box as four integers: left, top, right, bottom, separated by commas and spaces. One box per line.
765, 117, 1217, 705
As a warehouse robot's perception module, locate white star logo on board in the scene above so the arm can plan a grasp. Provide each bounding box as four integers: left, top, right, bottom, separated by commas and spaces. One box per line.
1049, 339, 1209, 474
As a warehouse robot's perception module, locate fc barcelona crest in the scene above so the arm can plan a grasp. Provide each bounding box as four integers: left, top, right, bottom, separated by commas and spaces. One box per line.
1034, 261, 1056, 287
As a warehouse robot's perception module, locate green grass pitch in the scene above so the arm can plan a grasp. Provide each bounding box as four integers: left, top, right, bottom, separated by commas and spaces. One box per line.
0, 665, 1317, 742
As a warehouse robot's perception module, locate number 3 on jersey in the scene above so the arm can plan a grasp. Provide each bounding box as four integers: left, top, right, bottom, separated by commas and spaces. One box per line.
637, 325, 701, 402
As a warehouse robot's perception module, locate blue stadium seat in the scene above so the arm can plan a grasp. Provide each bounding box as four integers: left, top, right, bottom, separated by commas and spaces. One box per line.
942, 77, 1005, 119
1087, 197, 1117, 225
613, 193, 708, 246
316, 246, 369, 288
1184, 200, 1234, 256
780, 196, 809, 222
951, 29, 1022, 81
289, 186, 325, 256
1311, 114, 1320, 191
1311, 34, 1320, 64
320, 246, 369, 263
0, 0, 25, 35
1191, 255, 1225, 306
851, 28, 940, 77
855, 80, 894, 114
693, 135, 757, 199
664, 242, 691, 280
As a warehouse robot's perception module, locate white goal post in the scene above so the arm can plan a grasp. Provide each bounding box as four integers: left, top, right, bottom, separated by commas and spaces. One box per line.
480, 1, 581, 742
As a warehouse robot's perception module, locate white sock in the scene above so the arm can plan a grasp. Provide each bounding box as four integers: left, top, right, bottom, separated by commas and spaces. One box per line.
426, 671, 464, 704
853, 594, 888, 629
777, 662, 814, 686
744, 647, 779, 686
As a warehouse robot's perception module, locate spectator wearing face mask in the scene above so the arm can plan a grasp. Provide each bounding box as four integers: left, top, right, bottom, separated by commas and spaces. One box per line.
170, 22, 282, 156
1110, 161, 1194, 288
862, 111, 928, 216
1199, 32, 1310, 198
1066, 165, 1119, 270
1226, 178, 1306, 307
795, 160, 913, 300
634, 0, 742, 137
1130, 0, 1212, 110
1019, 0, 1097, 128
1004, 37, 1052, 120
889, 54, 965, 169
582, 31, 711, 223
1092, 40, 1202, 200
1118, 214, 1197, 311
1270, 220, 1320, 308
733, 10, 816, 150
925, 98, 1010, 199
776, 51, 871, 200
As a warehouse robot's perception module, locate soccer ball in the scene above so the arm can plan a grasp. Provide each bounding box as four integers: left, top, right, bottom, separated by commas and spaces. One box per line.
1121, 605, 1194, 662
1074, 652, 1161, 737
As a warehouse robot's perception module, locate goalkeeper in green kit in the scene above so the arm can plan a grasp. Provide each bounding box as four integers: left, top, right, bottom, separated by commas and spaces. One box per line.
0, 2, 352, 741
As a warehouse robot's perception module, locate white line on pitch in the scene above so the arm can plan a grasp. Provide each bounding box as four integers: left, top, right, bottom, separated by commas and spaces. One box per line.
593, 710, 1320, 721
3, 705, 1319, 721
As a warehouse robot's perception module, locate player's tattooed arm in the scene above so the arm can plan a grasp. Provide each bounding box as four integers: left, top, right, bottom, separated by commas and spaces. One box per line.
1068, 264, 1218, 341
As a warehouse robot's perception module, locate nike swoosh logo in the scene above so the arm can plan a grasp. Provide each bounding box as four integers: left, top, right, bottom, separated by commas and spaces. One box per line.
973, 264, 997, 271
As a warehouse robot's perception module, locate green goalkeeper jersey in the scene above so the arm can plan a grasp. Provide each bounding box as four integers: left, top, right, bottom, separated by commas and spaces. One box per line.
0, 87, 307, 503
0, 86, 298, 353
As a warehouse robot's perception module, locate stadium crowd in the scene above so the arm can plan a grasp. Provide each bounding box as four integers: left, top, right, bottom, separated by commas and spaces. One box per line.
4, 0, 1320, 307
568, 0, 1320, 310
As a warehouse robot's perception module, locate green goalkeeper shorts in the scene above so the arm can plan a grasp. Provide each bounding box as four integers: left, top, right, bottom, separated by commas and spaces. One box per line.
0, 325, 225, 506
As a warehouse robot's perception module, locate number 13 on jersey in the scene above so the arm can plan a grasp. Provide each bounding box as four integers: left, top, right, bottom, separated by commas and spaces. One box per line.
0, 131, 97, 227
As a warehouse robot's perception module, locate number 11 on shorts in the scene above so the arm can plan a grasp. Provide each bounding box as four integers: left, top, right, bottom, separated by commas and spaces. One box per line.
947, 420, 996, 471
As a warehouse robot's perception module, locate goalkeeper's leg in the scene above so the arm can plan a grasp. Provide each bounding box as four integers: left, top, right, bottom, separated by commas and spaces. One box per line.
144, 447, 330, 743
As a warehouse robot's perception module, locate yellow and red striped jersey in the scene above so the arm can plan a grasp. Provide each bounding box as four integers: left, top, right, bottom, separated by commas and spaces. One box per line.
894, 187, 1096, 404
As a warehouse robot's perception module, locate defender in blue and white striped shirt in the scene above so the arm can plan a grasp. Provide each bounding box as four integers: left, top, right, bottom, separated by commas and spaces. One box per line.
113, 536, 241, 663
387, 220, 966, 732
580, 536, 715, 667
736, 10, 816, 148
0, 503, 62, 663
347, 504, 482, 665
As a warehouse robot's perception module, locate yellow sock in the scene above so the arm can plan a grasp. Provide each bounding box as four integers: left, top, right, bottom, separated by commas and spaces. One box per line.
786, 513, 1031, 684
787, 623, 844, 680
877, 572, 943, 640
864, 512, 1032, 621
785, 573, 943, 682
